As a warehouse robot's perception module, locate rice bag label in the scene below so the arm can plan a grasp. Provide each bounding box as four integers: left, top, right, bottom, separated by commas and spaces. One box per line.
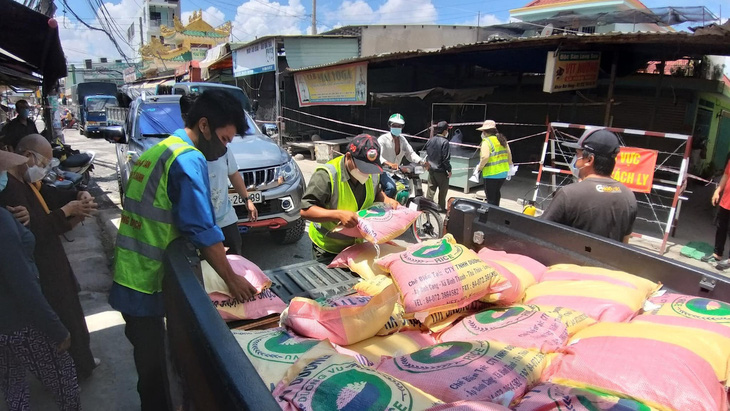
668, 296, 730, 323
466, 306, 531, 330
400, 240, 464, 265
335, 203, 420, 244
318, 294, 372, 308
284, 356, 417, 411
378, 341, 547, 405
246, 330, 321, 364
516, 383, 652, 411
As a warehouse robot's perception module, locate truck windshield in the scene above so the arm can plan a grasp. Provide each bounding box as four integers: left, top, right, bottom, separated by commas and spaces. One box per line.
86, 97, 118, 112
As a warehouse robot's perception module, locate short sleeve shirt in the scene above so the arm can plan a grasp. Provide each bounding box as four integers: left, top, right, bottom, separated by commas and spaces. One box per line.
208, 149, 239, 227
541, 176, 638, 242
720, 162, 730, 211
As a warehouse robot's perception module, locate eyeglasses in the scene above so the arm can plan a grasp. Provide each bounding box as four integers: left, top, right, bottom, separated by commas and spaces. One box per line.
27, 151, 52, 170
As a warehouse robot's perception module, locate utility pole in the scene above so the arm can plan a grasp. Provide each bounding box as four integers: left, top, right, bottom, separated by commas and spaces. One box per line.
477, 11, 481, 27
311, 0, 317, 35
139, 17, 144, 47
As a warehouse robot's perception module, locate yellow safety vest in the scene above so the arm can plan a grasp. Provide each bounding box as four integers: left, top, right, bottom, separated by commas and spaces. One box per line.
482, 135, 510, 177
113, 136, 197, 294
308, 157, 379, 254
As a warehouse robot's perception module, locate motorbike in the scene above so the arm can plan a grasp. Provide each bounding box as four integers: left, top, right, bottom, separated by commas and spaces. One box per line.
62, 116, 78, 130
388, 164, 443, 241
50, 142, 95, 188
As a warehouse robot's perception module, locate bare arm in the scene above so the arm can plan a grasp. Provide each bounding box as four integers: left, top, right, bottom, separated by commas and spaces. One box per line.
301, 205, 358, 228
229, 171, 258, 222
199, 242, 256, 301
713, 174, 728, 206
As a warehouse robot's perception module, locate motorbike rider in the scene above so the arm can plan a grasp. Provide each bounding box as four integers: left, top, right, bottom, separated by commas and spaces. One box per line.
377, 113, 425, 198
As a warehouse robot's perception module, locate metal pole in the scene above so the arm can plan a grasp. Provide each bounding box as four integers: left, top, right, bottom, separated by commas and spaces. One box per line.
311, 0, 317, 35
275, 42, 282, 146
139, 17, 144, 46
603, 52, 617, 126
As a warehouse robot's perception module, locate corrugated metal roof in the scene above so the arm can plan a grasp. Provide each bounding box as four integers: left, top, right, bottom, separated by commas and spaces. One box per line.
287, 30, 730, 73
229, 35, 358, 51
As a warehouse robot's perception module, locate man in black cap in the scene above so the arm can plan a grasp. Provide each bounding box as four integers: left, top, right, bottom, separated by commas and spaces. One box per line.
424, 121, 452, 211
541, 128, 638, 243
301, 134, 400, 263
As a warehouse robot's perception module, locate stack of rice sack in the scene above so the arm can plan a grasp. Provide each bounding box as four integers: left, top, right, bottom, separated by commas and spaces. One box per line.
202, 255, 287, 321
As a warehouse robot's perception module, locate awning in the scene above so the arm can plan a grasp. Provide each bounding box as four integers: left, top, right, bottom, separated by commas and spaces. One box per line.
123, 76, 173, 99
200, 44, 230, 80
0, 0, 66, 90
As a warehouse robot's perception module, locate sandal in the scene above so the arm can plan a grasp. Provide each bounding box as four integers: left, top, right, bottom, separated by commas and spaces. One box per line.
701, 254, 721, 263
716, 259, 730, 271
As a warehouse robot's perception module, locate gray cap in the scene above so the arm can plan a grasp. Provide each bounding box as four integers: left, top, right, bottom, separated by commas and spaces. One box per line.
562, 128, 620, 157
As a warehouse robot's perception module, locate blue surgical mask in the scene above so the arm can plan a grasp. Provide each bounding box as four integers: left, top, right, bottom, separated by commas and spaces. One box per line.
390, 127, 402, 137
0, 171, 7, 192
569, 155, 584, 181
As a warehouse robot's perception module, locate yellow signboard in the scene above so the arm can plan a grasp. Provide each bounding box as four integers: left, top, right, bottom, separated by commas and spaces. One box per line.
294, 62, 367, 107
543, 51, 601, 93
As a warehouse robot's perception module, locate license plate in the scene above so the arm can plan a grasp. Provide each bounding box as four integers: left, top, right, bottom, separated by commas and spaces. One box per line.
229, 192, 262, 206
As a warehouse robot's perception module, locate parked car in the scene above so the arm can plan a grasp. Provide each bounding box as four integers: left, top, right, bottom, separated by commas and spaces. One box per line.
102, 93, 306, 244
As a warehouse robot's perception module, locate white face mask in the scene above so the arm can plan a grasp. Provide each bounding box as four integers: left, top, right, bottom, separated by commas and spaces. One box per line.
24, 165, 48, 183
350, 167, 370, 184
569, 155, 587, 181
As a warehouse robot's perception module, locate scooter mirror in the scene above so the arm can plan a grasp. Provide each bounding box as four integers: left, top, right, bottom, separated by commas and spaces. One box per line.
100, 125, 126, 144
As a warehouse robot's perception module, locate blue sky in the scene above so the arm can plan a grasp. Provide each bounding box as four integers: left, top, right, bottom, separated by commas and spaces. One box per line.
55, 0, 728, 63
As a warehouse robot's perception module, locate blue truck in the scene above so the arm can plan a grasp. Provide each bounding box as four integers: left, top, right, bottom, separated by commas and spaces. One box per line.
75, 82, 118, 137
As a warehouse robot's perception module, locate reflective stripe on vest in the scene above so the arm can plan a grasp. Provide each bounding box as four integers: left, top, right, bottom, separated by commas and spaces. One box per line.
113, 136, 197, 294
307, 157, 378, 254
482, 135, 510, 177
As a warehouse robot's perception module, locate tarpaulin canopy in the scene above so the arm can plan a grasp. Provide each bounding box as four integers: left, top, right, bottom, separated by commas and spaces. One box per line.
0, 0, 66, 90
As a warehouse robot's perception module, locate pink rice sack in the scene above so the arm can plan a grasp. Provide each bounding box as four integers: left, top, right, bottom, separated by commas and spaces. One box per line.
376, 340, 547, 406
333, 203, 421, 244
273, 353, 443, 411
514, 383, 650, 410
376, 234, 511, 319
635, 293, 730, 335
279, 284, 399, 346
426, 400, 511, 410
333, 330, 437, 367
544, 322, 730, 411
477, 248, 547, 305
210, 289, 287, 321
329, 242, 407, 279
439, 305, 569, 353
523, 264, 660, 322
202, 255, 283, 321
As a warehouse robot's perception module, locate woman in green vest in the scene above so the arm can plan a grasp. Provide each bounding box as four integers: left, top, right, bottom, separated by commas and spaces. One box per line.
476, 120, 513, 206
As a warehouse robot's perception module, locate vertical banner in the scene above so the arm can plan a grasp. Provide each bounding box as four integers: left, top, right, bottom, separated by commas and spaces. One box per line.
294, 62, 368, 107
611, 147, 658, 193
543, 51, 601, 93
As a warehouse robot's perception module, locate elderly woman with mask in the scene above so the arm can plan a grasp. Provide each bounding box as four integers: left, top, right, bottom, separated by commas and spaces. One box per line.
0, 134, 99, 380
0, 150, 80, 410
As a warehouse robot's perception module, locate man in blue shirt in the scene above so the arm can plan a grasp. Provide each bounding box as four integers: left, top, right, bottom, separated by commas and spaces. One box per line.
110, 90, 256, 410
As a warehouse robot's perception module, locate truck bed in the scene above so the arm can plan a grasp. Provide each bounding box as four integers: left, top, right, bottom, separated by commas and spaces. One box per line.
163, 199, 730, 410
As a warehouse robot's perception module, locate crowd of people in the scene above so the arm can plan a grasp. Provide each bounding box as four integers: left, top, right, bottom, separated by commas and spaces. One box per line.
0, 92, 648, 410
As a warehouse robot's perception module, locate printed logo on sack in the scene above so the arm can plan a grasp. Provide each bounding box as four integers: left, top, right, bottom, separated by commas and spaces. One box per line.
394, 342, 488, 373
671, 297, 730, 322
463, 307, 535, 334
401, 239, 463, 265
293, 363, 413, 411
247, 331, 319, 364
357, 206, 392, 221
545, 385, 651, 411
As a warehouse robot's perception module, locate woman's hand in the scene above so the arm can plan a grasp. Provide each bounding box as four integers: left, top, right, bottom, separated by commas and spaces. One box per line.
6, 205, 30, 226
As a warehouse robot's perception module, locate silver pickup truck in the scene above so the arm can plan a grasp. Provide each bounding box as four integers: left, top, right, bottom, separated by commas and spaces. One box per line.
102, 92, 306, 244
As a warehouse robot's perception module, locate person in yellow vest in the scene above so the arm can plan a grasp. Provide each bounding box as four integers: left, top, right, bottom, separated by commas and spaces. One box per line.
301, 134, 400, 263
109, 90, 257, 411
475, 120, 512, 206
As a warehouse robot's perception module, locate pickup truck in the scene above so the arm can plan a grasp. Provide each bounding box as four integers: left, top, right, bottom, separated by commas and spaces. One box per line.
162, 199, 730, 410
102, 93, 306, 244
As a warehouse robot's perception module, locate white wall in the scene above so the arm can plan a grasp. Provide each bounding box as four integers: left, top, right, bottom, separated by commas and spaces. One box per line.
360, 26, 479, 56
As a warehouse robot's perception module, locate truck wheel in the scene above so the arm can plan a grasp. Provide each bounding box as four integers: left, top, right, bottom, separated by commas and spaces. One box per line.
270, 218, 305, 245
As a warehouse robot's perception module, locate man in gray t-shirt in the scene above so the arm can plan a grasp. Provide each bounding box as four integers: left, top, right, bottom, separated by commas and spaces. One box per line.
541, 129, 638, 243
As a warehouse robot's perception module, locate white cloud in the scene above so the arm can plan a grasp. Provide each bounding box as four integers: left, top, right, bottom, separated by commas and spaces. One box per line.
457, 14, 506, 27
58, 0, 139, 63
181, 6, 227, 27
231, 0, 307, 42
326, 0, 438, 28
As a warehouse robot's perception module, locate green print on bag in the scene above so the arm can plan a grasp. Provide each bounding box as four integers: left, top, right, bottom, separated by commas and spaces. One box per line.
395, 342, 488, 373
358, 206, 388, 219
473, 306, 528, 325
671, 297, 730, 323
402, 239, 464, 265
247, 331, 320, 363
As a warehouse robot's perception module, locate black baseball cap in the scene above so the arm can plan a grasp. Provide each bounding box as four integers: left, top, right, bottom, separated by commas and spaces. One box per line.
562, 128, 620, 157
435, 121, 451, 134
347, 134, 383, 175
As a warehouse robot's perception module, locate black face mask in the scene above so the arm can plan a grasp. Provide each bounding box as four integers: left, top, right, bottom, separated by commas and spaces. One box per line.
197, 126, 228, 161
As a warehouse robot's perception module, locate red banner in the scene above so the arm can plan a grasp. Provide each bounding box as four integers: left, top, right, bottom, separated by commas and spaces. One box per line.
611, 147, 658, 193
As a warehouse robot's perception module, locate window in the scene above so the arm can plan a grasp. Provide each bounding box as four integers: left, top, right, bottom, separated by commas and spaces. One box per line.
581, 26, 596, 34
150, 11, 161, 21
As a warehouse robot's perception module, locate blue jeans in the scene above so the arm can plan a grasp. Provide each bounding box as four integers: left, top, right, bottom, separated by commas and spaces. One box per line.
381, 172, 397, 198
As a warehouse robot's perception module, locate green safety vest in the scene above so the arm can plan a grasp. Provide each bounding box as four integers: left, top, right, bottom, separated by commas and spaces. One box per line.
482, 135, 510, 177
308, 157, 379, 254
113, 135, 197, 294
